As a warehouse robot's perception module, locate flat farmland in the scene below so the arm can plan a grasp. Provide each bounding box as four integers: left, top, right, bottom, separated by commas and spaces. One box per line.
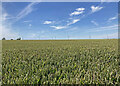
2, 39, 120, 84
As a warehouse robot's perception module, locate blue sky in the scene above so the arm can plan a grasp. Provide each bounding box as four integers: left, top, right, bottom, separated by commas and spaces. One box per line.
1, 2, 118, 39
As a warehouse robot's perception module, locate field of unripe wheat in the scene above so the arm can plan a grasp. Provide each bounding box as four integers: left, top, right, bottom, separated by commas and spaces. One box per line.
2, 39, 120, 84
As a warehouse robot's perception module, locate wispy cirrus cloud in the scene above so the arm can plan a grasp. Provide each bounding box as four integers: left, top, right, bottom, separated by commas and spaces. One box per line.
1, 8, 15, 22
2, 2, 39, 23
107, 15, 117, 22
0, 2, 40, 39
50, 26, 67, 30
0, 25, 20, 39
23, 20, 32, 23
92, 32, 118, 39
0, 6, 19, 39
108, 32, 118, 38
70, 7, 85, 16
91, 20, 98, 26
88, 24, 118, 32
15, 2, 39, 22
67, 19, 80, 26
50, 19, 80, 30
2, 12, 8, 21
91, 5, 103, 13
100, 0, 119, 2
66, 27, 78, 32
1, 2, 39, 39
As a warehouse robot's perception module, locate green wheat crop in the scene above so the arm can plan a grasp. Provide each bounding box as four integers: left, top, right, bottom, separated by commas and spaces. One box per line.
2, 39, 120, 84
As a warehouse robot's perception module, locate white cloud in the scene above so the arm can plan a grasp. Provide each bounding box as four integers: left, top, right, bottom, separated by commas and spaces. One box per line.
91, 5, 103, 13
50, 18, 80, 30
15, 2, 39, 22
0, 25, 20, 39
50, 26, 67, 30
70, 11, 83, 16
76, 8, 85, 11
43, 21, 52, 24
50, 19, 80, 30
29, 24, 32, 27
70, 7, 85, 16
2, 13, 8, 21
0, 7, 11, 22
67, 19, 80, 26
72, 19, 80, 23
91, 20, 98, 26
108, 15, 117, 22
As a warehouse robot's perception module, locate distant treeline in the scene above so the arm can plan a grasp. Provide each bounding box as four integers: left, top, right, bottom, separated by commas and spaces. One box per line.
2, 37, 21, 40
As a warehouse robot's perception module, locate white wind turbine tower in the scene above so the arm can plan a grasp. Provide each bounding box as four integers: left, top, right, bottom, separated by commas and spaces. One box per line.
67, 32, 69, 40
89, 32, 91, 39
106, 32, 109, 39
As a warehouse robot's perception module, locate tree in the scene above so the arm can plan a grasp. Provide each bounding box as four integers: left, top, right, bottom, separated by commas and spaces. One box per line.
2, 37, 6, 40
17, 38, 21, 40
11, 39, 13, 40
